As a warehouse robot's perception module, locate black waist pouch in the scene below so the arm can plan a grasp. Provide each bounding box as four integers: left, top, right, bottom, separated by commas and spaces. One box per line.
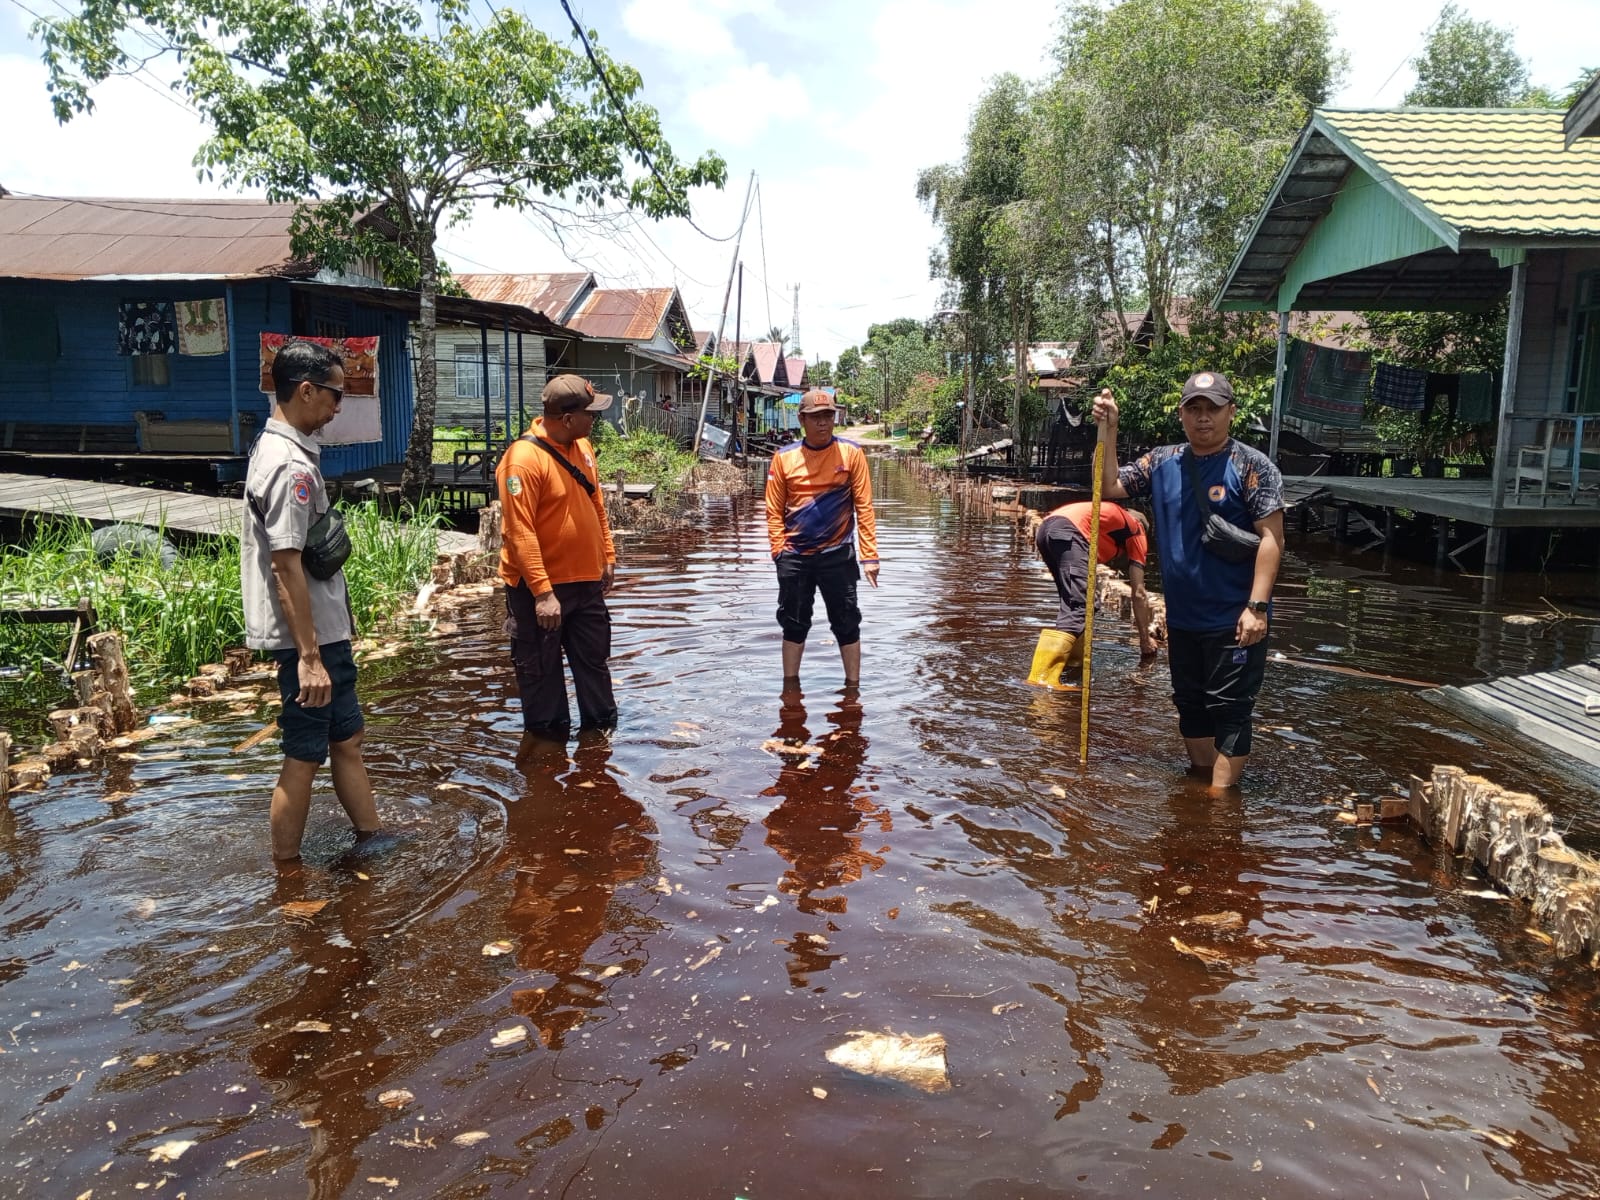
1182, 448, 1260, 564
302, 507, 352, 580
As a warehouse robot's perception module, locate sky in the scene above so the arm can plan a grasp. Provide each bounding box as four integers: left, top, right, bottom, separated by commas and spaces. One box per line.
0, 0, 1594, 361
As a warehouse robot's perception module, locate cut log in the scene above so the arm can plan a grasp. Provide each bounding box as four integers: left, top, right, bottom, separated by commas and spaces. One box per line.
0, 731, 9, 799
1406, 764, 1600, 966
8, 758, 50, 790
87, 631, 137, 734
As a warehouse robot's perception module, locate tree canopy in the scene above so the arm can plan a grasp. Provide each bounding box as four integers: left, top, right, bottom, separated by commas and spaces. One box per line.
34, 0, 725, 495
1404, 3, 1530, 107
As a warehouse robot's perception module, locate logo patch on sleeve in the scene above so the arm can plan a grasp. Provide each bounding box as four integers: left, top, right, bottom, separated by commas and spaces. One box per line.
507, 476, 523, 497
291, 473, 313, 505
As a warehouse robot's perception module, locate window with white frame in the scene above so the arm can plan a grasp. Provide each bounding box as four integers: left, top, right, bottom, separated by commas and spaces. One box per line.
454, 347, 503, 401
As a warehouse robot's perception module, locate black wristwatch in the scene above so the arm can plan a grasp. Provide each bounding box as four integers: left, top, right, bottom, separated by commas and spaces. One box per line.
1246, 599, 1270, 613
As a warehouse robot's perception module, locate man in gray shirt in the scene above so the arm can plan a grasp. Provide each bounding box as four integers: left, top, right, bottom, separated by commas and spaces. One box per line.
243, 339, 380, 862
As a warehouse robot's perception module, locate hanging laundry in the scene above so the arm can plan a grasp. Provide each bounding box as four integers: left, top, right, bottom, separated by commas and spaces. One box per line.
117, 300, 177, 356
1371, 363, 1427, 411
258, 333, 379, 397
1457, 371, 1495, 423
258, 332, 383, 444
1284, 338, 1371, 428
0, 301, 60, 362
176, 298, 228, 356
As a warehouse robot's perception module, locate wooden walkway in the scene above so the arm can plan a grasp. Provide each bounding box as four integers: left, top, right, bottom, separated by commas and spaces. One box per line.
1284, 475, 1600, 529
0, 471, 480, 556
1426, 661, 1600, 770
0, 471, 240, 537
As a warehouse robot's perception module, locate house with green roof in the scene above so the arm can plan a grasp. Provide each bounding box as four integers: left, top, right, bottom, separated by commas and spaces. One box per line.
1217, 73, 1600, 570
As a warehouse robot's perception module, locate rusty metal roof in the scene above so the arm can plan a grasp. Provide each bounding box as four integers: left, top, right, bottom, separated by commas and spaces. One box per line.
565, 287, 679, 342
0, 194, 313, 280
455, 272, 593, 321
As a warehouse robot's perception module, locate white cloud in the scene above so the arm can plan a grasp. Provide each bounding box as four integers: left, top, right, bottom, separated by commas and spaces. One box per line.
683, 62, 811, 146
0, 54, 218, 197
619, 0, 780, 60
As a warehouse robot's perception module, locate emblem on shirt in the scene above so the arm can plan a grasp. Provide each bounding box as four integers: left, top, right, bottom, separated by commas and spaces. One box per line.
291, 472, 313, 505
582, 453, 595, 469
1208, 484, 1226, 503
507, 476, 523, 496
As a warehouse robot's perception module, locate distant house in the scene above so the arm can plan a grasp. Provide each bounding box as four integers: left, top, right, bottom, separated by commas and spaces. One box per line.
441, 272, 590, 431
0, 192, 560, 483
740, 341, 802, 432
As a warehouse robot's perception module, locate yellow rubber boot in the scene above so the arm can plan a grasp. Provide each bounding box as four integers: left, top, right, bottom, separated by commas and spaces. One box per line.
1027, 629, 1078, 689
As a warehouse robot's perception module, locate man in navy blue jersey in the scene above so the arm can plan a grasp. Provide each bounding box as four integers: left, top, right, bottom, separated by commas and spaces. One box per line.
1094, 372, 1285, 790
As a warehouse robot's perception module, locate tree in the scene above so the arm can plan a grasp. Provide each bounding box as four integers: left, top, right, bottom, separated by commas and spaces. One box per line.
1036, 0, 1343, 344
765, 326, 791, 349
35, 0, 725, 498
1404, 4, 1529, 107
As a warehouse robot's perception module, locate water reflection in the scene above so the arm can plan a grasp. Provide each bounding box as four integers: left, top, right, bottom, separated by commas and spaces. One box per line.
249, 865, 394, 1199
761, 685, 888, 986
502, 733, 657, 1049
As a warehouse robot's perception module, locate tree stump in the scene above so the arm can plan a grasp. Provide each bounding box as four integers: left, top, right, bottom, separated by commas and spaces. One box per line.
478, 500, 503, 554
224, 647, 255, 676
87, 631, 137, 734
8, 758, 50, 791
0, 731, 9, 800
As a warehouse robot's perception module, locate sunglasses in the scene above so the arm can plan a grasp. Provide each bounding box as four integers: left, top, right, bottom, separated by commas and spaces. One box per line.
291, 377, 344, 404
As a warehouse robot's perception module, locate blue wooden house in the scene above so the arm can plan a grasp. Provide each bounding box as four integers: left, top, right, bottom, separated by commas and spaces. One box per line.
0, 191, 561, 486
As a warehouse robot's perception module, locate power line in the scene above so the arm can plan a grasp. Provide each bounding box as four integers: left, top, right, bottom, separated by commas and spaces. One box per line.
556, 0, 738, 244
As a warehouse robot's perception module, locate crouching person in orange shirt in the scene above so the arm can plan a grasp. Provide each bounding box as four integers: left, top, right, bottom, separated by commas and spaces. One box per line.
765, 389, 881, 687
495, 374, 618, 740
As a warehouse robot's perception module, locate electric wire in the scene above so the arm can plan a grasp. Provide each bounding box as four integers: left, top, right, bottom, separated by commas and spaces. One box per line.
555, 0, 738, 244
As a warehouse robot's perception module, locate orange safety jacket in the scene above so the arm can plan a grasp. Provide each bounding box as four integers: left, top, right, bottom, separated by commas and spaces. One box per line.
1044, 500, 1148, 569
765, 436, 879, 562
495, 418, 615, 593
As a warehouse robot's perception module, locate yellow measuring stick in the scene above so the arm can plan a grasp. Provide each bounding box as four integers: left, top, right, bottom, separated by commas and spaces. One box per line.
1079, 419, 1107, 765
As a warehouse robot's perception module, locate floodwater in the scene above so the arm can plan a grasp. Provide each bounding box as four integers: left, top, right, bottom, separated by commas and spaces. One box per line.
5, 460, 1600, 1199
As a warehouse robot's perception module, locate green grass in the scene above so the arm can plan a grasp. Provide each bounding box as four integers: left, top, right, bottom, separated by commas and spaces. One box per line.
923, 444, 960, 469
590, 422, 696, 498
0, 502, 443, 712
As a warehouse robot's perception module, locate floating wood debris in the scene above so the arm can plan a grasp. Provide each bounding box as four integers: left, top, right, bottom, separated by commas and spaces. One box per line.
825, 1029, 951, 1092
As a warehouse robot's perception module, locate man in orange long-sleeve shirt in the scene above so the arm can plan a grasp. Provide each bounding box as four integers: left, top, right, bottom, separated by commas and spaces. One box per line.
496, 374, 617, 740
765, 389, 880, 686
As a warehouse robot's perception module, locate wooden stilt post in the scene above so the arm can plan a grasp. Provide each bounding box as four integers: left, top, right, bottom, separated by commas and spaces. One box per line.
0, 731, 9, 800
87, 631, 137, 735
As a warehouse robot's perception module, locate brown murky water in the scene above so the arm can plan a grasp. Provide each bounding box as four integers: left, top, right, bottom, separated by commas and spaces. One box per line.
5, 460, 1600, 1199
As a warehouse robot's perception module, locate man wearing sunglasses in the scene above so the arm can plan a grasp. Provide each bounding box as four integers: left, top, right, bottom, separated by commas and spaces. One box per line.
1093, 372, 1284, 791
243, 338, 381, 862
496, 373, 618, 742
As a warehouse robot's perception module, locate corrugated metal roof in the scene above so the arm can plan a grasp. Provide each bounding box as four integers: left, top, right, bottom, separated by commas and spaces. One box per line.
745, 341, 783, 385
0, 194, 310, 280
565, 287, 677, 341
1321, 109, 1600, 237
455, 272, 592, 321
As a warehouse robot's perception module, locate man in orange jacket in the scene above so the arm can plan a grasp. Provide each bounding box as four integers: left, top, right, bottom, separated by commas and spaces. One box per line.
495, 374, 617, 740
765, 389, 880, 686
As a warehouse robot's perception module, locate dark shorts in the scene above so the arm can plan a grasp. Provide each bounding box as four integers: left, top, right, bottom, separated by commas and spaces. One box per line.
1036, 515, 1090, 634
1167, 626, 1268, 758
775, 547, 862, 645
273, 639, 364, 763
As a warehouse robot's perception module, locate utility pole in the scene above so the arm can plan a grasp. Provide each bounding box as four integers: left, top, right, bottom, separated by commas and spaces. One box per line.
790, 283, 801, 356
693, 170, 756, 457
735, 262, 745, 447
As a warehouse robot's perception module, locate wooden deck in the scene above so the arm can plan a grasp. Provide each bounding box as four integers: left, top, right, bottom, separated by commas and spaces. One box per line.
1426, 661, 1600, 770
1283, 475, 1600, 529
0, 471, 240, 537
0, 471, 480, 556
